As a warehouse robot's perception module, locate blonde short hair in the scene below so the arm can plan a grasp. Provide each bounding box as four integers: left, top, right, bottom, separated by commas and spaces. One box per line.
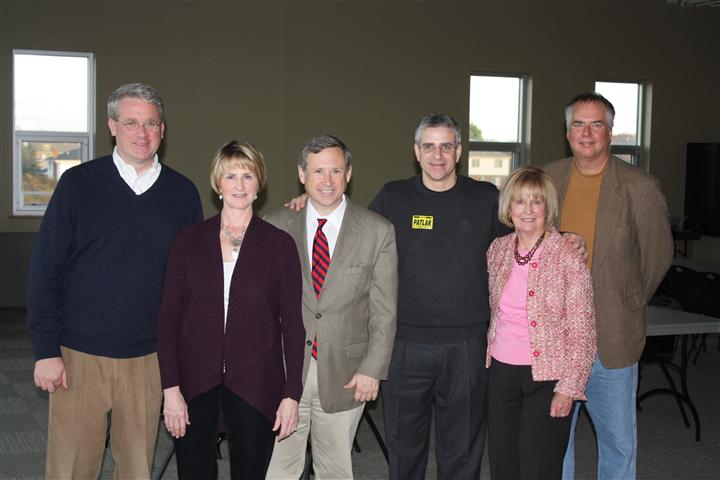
498, 165, 559, 229
209, 140, 267, 194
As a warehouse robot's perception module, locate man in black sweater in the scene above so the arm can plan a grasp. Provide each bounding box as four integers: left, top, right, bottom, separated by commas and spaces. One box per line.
284, 114, 507, 478
28, 83, 202, 479
370, 113, 509, 479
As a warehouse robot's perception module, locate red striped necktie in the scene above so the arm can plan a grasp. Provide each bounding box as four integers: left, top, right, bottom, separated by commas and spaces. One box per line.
312, 218, 330, 297
311, 218, 329, 359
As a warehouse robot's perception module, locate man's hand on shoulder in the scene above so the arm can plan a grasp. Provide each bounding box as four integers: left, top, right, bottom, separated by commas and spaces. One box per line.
343, 373, 380, 402
34, 357, 68, 392
284, 193, 308, 211
561, 231, 589, 263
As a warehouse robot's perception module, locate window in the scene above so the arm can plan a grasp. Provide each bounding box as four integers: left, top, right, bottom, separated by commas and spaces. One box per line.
13, 50, 95, 215
468, 74, 530, 187
594, 81, 649, 168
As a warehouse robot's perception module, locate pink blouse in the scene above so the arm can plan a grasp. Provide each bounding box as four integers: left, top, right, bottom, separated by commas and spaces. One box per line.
491, 246, 543, 366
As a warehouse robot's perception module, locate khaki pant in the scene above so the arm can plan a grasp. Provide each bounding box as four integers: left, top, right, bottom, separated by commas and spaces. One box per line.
266, 360, 364, 480
46, 347, 162, 480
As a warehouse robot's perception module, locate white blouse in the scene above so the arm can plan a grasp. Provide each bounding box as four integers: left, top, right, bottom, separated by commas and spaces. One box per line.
222, 259, 237, 331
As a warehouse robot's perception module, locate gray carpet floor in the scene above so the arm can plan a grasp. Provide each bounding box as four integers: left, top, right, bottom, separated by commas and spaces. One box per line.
1, 307, 718, 479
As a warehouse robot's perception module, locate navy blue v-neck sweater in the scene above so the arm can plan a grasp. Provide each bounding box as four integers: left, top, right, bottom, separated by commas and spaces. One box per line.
28, 156, 203, 360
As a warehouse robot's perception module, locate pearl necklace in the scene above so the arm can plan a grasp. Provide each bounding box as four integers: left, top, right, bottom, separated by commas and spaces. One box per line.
221, 222, 246, 260
514, 231, 545, 266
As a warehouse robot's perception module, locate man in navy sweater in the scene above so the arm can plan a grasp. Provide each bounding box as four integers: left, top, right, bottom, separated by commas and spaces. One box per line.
28, 83, 203, 479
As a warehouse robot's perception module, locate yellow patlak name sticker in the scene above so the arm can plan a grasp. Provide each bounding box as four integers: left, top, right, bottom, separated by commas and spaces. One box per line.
412, 215, 434, 230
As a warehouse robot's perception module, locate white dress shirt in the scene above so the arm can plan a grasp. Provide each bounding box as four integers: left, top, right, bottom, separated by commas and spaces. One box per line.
112, 147, 162, 195
305, 195, 347, 270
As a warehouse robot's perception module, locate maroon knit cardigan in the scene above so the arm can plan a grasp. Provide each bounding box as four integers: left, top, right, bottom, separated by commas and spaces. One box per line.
156, 214, 305, 422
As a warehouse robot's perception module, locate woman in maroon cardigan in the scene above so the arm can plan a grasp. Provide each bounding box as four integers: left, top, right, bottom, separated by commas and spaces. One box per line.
156, 141, 305, 479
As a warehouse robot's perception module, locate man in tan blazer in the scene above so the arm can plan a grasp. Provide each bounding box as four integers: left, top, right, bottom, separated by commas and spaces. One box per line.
544, 92, 673, 480
265, 134, 398, 479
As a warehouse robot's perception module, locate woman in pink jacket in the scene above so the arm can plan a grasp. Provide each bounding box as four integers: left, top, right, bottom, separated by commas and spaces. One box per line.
486, 165, 596, 480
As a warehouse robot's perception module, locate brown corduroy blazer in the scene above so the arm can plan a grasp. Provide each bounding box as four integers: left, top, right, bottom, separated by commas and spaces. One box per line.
544, 156, 673, 368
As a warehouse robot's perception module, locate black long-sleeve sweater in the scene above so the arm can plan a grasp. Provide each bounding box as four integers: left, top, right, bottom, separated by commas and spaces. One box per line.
369, 175, 509, 344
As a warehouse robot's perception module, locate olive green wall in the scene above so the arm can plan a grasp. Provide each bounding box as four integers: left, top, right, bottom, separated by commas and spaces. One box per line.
1, 0, 718, 305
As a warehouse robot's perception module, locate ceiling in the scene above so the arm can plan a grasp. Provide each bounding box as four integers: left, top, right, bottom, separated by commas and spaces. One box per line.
667, 0, 720, 6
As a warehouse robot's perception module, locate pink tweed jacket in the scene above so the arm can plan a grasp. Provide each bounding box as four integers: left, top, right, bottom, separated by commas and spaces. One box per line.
485, 229, 596, 400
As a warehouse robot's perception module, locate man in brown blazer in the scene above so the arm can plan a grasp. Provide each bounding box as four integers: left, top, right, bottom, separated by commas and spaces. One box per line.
544, 92, 673, 480
265, 134, 398, 479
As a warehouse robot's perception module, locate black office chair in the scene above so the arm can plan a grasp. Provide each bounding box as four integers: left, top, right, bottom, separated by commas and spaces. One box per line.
637, 293, 689, 426
662, 266, 708, 362
697, 271, 720, 353
663, 266, 701, 312
354, 400, 388, 460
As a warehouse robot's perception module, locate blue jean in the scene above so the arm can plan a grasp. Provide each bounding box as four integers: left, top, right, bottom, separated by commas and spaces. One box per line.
562, 355, 638, 480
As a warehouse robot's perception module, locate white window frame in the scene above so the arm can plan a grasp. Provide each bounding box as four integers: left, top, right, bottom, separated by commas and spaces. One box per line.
468, 73, 531, 175
594, 80, 651, 170
12, 49, 95, 216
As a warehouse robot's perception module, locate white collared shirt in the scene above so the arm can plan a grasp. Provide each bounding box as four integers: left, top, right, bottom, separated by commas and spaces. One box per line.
305, 195, 347, 270
112, 147, 162, 195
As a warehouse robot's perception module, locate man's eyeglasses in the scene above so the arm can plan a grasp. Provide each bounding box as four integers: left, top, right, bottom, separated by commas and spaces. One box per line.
570, 121, 607, 131
418, 142, 457, 153
118, 120, 162, 131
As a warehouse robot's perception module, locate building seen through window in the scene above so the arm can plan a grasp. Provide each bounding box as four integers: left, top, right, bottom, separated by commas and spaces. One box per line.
13, 50, 94, 215
19, 142, 83, 206
468, 74, 528, 188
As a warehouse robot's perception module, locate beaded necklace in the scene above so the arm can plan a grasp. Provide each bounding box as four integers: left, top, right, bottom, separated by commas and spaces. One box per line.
514, 231, 545, 266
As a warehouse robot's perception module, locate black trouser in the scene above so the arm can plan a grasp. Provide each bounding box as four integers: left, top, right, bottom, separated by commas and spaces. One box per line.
383, 336, 488, 480
488, 359, 572, 480
174, 384, 275, 480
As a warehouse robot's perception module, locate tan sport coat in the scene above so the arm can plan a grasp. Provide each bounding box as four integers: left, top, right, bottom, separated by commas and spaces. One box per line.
544, 156, 673, 368
265, 199, 398, 413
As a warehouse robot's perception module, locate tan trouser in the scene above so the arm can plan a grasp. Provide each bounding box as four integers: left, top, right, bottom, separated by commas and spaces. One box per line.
266, 360, 364, 480
45, 346, 162, 480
